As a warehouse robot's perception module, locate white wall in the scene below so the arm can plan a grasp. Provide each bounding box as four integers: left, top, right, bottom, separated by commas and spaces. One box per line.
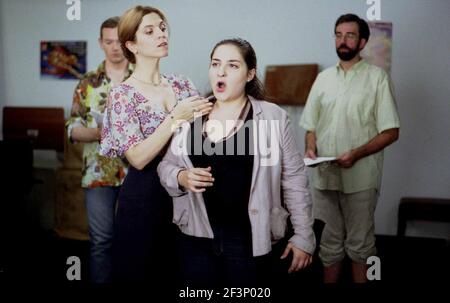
1, 0, 449, 237
0, 0, 5, 138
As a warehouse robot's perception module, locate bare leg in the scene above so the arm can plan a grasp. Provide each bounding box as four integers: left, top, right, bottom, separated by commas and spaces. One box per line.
351, 261, 368, 283
323, 261, 342, 283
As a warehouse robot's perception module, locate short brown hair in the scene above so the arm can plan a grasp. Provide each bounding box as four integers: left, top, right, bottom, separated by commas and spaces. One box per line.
335, 13, 370, 42
118, 5, 168, 64
100, 16, 120, 39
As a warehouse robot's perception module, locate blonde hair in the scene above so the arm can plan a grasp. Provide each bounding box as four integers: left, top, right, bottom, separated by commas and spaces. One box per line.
118, 5, 168, 64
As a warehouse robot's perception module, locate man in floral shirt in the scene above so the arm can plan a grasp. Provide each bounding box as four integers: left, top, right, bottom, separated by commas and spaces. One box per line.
66, 16, 133, 283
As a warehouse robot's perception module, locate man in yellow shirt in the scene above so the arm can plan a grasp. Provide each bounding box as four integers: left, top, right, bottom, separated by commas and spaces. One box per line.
300, 14, 400, 283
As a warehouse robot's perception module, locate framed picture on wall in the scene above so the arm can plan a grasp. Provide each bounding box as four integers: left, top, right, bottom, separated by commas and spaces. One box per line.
361, 22, 393, 74
40, 40, 87, 80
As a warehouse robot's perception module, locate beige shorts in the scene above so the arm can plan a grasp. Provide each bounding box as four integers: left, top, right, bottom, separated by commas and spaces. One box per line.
313, 188, 378, 267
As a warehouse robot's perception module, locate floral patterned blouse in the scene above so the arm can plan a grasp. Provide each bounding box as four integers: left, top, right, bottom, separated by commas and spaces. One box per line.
100, 74, 199, 159
66, 61, 133, 188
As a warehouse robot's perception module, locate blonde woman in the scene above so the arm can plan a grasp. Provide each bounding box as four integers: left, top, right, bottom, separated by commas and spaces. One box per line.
100, 5, 212, 283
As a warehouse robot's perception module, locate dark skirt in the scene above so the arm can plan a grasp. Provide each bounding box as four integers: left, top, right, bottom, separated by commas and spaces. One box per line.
112, 156, 176, 284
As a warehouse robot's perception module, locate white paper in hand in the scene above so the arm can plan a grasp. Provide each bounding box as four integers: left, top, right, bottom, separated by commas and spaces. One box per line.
304, 157, 336, 167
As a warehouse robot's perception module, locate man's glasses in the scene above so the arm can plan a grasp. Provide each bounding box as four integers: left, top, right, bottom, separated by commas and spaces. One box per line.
334, 33, 358, 41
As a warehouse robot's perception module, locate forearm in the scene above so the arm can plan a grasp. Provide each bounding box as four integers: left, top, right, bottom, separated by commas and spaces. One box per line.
71, 126, 101, 143
124, 117, 177, 170
283, 177, 315, 255
305, 131, 317, 153
352, 128, 399, 160
157, 141, 188, 197
283, 118, 315, 254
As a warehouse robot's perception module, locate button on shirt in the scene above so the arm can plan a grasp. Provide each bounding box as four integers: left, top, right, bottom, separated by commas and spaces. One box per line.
299, 59, 400, 193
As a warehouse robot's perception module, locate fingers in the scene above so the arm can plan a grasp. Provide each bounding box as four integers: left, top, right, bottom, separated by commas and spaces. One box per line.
190, 180, 213, 188
336, 158, 351, 168
299, 255, 313, 270
198, 108, 212, 116
181, 95, 203, 103
287, 248, 300, 273
188, 169, 214, 184
280, 243, 291, 259
196, 102, 214, 112
190, 167, 213, 179
305, 149, 317, 159
181, 99, 213, 119
335, 153, 348, 167
292, 255, 312, 272
289, 256, 307, 273
189, 98, 211, 105
284, 244, 313, 273
336, 154, 346, 162
186, 167, 214, 192
288, 259, 297, 274
190, 187, 206, 193
192, 102, 213, 117
188, 98, 214, 111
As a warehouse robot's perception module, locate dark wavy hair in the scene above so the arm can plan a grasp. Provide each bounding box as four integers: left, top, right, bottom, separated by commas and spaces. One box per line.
210, 38, 266, 100
335, 13, 370, 42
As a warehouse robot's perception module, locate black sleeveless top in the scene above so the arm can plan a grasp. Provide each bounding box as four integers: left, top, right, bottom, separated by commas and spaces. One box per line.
187, 105, 254, 240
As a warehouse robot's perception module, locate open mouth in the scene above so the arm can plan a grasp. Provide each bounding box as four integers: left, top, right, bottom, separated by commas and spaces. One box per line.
216, 81, 226, 92
158, 42, 168, 47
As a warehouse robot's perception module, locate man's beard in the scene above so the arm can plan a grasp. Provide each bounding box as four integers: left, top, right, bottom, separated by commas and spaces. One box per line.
336, 44, 360, 61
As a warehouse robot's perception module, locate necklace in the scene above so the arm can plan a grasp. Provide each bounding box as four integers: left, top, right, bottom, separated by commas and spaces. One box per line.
131, 75, 163, 86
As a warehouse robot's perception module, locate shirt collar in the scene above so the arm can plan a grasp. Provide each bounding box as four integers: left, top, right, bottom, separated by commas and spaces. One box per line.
248, 95, 262, 116
95, 61, 107, 80
95, 60, 134, 81
336, 58, 366, 75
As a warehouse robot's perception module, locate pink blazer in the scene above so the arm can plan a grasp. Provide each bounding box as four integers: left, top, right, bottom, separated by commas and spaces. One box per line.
157, 97, 315, 256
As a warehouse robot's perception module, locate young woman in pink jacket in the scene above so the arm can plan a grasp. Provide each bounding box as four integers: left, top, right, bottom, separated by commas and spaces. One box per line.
158, 38, 315, 288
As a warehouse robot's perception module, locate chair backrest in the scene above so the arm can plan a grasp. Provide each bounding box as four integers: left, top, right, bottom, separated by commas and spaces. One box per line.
3, 106, 65, 152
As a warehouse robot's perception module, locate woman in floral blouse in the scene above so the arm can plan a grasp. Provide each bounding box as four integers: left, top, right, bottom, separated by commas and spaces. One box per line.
100, 5, 213, 283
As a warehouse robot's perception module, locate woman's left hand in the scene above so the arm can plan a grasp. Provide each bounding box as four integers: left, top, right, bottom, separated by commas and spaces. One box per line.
280, 242, 313, 273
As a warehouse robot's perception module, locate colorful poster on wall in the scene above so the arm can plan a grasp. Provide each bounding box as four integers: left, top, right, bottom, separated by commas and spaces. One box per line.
40, 41, 87, 80
361, 22, 393, 74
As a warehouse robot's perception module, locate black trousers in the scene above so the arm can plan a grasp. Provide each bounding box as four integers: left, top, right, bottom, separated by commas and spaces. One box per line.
175, 229, 274, 288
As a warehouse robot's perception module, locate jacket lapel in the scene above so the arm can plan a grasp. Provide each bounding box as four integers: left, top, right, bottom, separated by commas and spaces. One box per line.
249, 97, 263, 202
